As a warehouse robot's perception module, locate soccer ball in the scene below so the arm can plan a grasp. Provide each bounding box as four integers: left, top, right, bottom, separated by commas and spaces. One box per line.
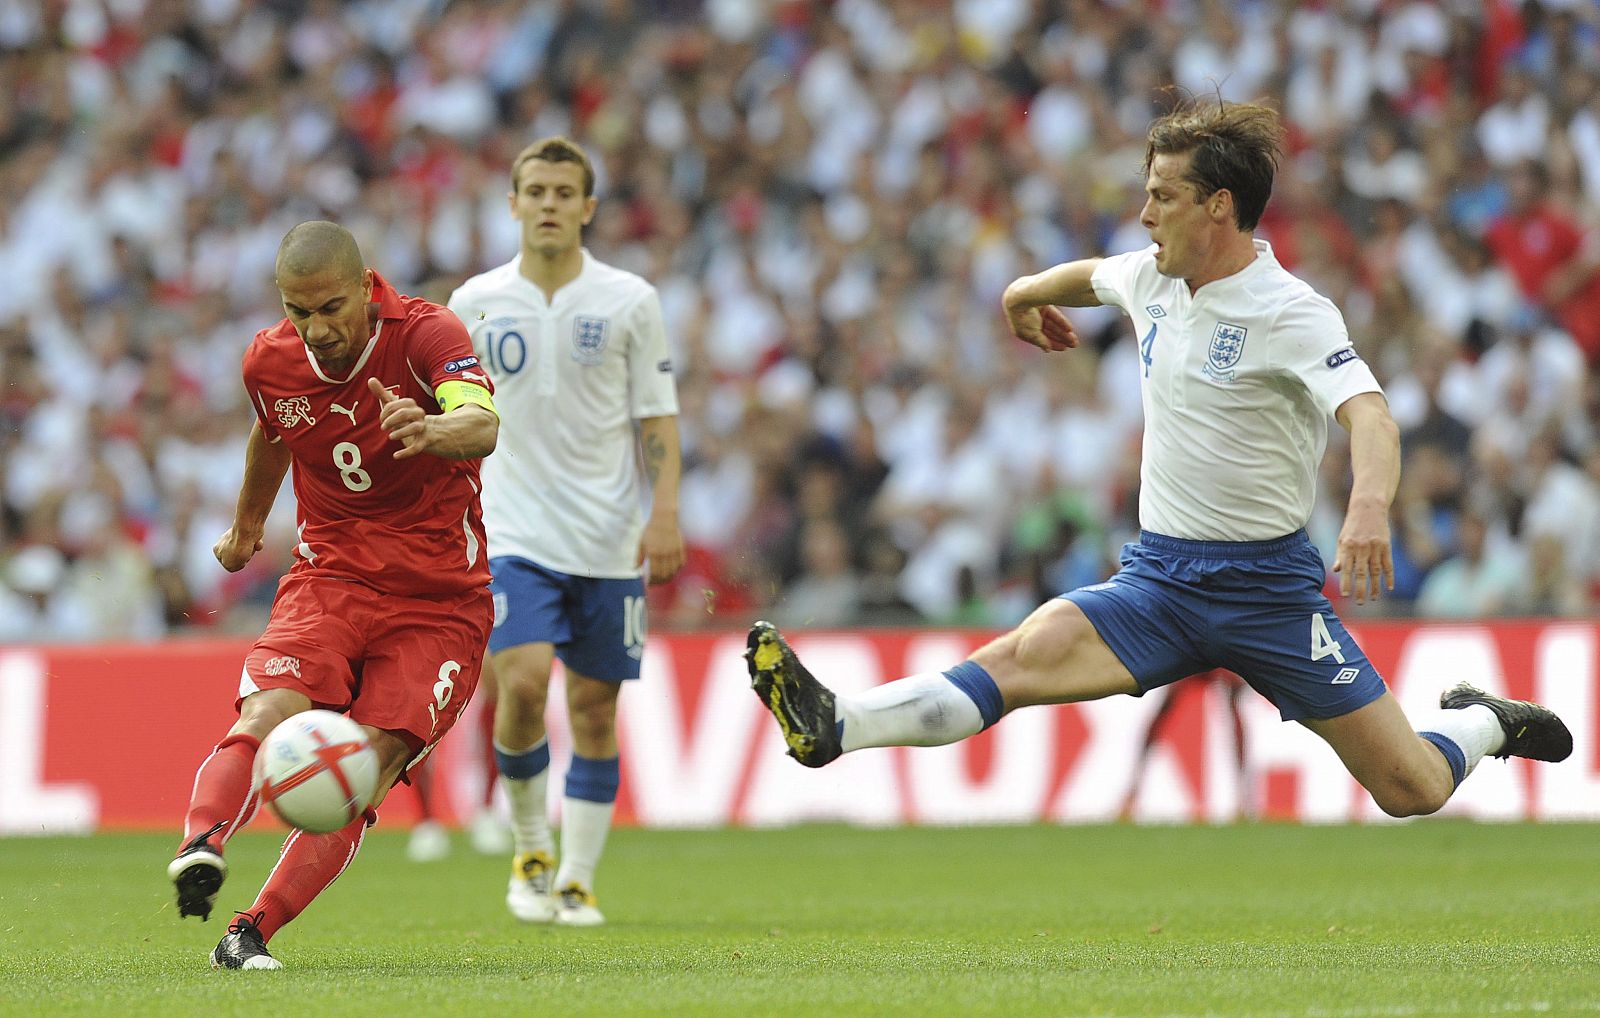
254, 710, 381, 833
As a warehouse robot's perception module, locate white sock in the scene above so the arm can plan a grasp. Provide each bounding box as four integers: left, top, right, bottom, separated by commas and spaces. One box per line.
556, 798, 615, 892
500, 769, 553, 858
837, 672, 986, 753
1416, 704, 1504, 785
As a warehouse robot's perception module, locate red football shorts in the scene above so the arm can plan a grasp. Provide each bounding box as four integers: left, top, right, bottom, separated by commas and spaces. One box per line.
241, 571, 492, 764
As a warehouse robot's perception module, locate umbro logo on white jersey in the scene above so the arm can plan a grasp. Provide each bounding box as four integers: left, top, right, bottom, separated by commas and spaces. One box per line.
329, 402, 358, 424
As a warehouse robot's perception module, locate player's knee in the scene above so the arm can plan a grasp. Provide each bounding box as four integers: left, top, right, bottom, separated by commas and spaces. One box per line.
235, 688, 310, 738
1370, 771, 1450, 818
568, 712, 616, 750
495, 661, 552, 706
567, 698, 618, 747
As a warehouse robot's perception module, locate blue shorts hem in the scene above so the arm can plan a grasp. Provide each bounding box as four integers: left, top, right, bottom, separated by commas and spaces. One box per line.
1058, 590, 1160, 695
1278, 681, 1386, 722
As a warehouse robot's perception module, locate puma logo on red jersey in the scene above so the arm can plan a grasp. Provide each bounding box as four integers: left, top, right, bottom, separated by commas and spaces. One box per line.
329, 402, 358, 425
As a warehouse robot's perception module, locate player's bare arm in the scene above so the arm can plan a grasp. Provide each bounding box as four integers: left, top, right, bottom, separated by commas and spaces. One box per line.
368, 377, 499, 460
215, 421, 292, 572
1001, 258, 1102, 352
636, 414, 685, 585
1334, 391, 1400, 605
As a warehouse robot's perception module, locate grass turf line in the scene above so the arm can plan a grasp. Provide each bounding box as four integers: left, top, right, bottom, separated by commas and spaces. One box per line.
1, 823, 1597, 1017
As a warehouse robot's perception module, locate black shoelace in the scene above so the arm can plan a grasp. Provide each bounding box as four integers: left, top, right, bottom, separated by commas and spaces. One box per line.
226, 910, 267, 939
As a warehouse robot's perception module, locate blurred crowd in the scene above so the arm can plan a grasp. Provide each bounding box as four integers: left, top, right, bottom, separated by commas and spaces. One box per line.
2, 0, 1598, 642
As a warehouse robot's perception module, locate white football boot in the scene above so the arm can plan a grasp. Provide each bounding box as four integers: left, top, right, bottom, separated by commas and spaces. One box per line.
468, 808, 512, 855
506, 851, 558, 922
406, 820, 450, 863
554, 884, 605, 927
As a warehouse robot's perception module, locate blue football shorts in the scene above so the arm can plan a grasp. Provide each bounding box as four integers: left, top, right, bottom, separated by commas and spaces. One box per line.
488, 556, 647, 682
1062, 529, 1387, 721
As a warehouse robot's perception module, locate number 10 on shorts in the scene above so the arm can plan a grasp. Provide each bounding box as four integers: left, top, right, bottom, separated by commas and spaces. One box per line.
622, 595, 646, 654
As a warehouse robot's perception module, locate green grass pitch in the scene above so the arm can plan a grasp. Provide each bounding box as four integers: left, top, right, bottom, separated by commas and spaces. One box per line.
2, 823, 1597, 1017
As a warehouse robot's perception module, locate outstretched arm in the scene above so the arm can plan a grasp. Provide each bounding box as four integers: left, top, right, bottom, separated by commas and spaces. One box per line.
1334, 391, 1401, 604
1000, 258, 1104, 352
215, 421, 292, 572
636, 414, 684, 585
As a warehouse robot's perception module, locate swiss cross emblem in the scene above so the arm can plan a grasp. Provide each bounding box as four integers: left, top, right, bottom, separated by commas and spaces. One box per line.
274, 396, 316, 428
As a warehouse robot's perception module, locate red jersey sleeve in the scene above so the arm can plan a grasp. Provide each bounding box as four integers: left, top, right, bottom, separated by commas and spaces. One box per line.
242, 330, 286, 442
402, 305, 495, 405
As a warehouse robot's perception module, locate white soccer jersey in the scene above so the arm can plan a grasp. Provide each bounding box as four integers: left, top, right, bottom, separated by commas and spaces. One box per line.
448, 250, 679, 577
1090, 240, 1383, 542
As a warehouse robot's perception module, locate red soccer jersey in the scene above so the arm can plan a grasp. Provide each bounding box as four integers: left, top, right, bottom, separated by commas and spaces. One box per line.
243, 271, 494, 598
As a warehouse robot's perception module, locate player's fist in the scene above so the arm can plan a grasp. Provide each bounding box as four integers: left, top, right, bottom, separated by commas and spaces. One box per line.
214, 526, 263, 572
369, 377, 430, 459
1002, 292, 1079, 353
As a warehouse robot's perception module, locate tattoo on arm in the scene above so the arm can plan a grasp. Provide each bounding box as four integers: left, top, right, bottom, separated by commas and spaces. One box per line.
643, 431, 665, 485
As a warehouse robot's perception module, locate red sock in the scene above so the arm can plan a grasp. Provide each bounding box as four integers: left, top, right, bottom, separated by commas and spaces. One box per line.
180, 733, 261, 852
248, 810, 374, 942
478, 704, 498, 809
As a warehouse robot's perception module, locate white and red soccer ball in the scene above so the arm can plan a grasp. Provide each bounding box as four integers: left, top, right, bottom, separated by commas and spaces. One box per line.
254, 710, 380, 833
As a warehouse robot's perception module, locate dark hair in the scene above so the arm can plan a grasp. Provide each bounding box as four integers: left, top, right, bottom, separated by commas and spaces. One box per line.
510, 136, 595, 197
1143, 97, 1283, 231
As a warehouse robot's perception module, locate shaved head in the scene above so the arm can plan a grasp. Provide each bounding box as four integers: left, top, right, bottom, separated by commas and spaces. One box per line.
276, 220, 364, 283
274, 220, 375, 374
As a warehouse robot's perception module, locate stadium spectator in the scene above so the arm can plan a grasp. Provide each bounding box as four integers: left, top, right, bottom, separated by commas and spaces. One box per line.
776, 518, 865, 628
1415, 506, 1526, 618
1478, 65, 1552, 167
1485, 159, 1600, 361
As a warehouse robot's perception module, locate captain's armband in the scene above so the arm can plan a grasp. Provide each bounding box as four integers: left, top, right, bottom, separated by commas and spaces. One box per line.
435, 379, 498, 417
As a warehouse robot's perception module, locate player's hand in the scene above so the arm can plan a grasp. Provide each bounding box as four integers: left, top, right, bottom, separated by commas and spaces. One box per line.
1334, 499, 1394, 605
636, 516, 685, 585
214, 526, 263, 572
1003, 299, 1079, 353
369, 377, 431, 459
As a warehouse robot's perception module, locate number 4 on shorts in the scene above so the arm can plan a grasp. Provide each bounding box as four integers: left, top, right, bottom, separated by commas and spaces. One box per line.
1310, 612, 1346, 665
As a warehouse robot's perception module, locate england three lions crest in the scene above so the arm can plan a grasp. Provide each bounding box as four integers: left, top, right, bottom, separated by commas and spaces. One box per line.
1204, 322, 1248, 382
572, 316, 610, 365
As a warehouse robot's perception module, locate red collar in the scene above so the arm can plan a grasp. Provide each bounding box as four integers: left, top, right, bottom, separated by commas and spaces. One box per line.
369, 270, 406, 322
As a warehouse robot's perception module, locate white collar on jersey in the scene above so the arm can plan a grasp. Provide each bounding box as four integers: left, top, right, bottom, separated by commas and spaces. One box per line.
507, 247, 594, 305
302, 319, 384, 385
1191, 238, 1277, 296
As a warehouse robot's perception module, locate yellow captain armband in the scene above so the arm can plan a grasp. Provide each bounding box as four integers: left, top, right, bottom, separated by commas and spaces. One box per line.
435, 379, 498, 417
